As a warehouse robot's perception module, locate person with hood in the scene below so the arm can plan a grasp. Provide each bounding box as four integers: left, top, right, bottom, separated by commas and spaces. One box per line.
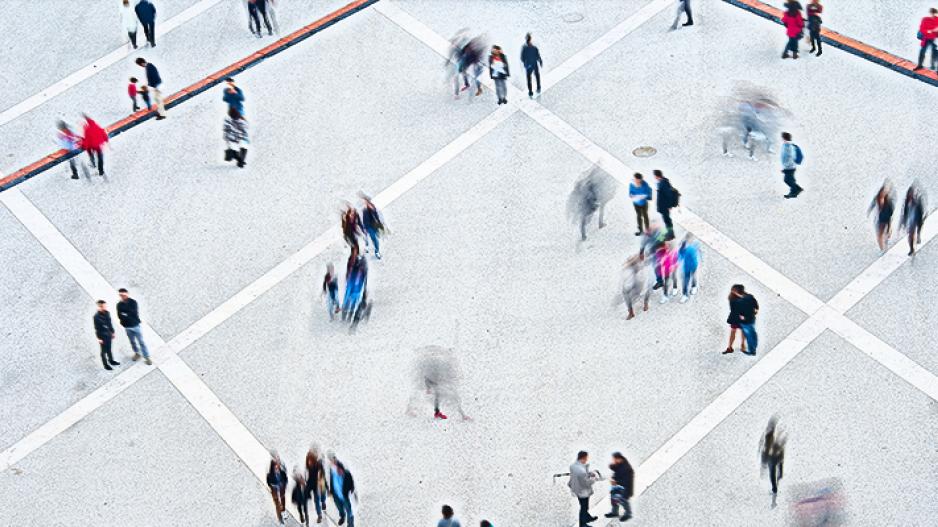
120, 0, 139, 48
605, 452, 635, 521
56, 120, 81, 180
489, 45, 510, 105
521, 33, 543, 98
81, 114, 109, 176
134, 0, 157, 47
328, 452, 356, 527
568, 451, 600, 526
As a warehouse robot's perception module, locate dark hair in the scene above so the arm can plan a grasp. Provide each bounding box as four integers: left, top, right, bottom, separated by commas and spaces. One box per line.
129, 77, 137, 83
96, 300, 106, 305
577, 450, 588, 460
442, 505, 454, 518
225, 77, 235, 83
633, 173, 643, 180
653, 169, 663, 178
931, 8, 937, 15
228, 107, 242, 120
118, 288, 128, 293
612, 451, 625, 460
525, 33, 532, 43
135, 57, 146, 66
781, 132, 792, 141
731, 284, 745, 294
481, 522, 493, 527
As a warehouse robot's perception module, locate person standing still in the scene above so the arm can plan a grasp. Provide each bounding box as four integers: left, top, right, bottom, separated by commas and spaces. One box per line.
121, 0, 139, 49
136, 58, 166, 119
653, 170, 677, 240
489, 45, 510, 105
670, 0, 693, 30
267, 452, 288, 525
93, 300, 121, 370
915, 9, 938, 70
521, 33, 542, 98
628, 172, 653, 236
438, 505, 463, 527
779, 132, 803, 198
117, 288, 152, 365
568, 451, 600, 527
806, 0, 823, 56
135, 0, 157, 47
730, 284, 759, 355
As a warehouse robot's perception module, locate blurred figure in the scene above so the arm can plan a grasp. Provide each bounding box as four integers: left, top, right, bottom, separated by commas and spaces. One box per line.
489, 45, 510, 105
223, 108, 249, 168
463, 35, 486, 97
292, 469, 310, 527
342, 254, 369, 329
604, 452, 634, 521
628, 172, 653, 236
93, 300, 120, 371
719, 87, 784, 159
901, 183, 927, 256
670, 0, 693, 30
806, 0, 823, 56
248, 0, 273, 37
406, 346, 471, 420
568, 166, 616, 242
266, 451, 288, 524
327, 452, 356, 527
780, 132, 804, 198
81, 114, 109, 177
615, 254, 650, 320
134, 0, 157, 47
678, 233, 701, 303
568, 451, 600, 527
655, 240, 678, 304
139, 84, 152, 110
641, 220, 667, 290
322, 263, 340, 321
306, 444, 329, 523
868, 181, 895, 252
915, 9, 938, 71
56, 120, 81, 180
341, 203, 364, 250
135, 58, 166, 119
725, 284, 759, 355
790, 478, 847, 526
438, 504, 462, 527
781, 5, 804, 59
758, 416, 786, 498
359, 193, 387, 259
653, 170, 678, 240
521, 33, 543, 98
120, 0, 139, 49
448, 29, 471, 97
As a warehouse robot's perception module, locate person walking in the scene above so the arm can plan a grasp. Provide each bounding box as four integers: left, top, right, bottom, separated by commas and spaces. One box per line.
121, 0, 139, 49
94, 300, 121, 370
438, 505, 463, 527
569, 451, 600, 526
292, 470, 311, 527
670, 0, 693, 30
135, 58, 166, 119
266, 452, 288, 525
521, 33, 542, 98
322, 263, 340, 321
779, 132, 803, 198
618, 254, 650, 320
327, 452, 356, 527
628, 173, 653, 236
806, 0, 823, 56
678, 233, 700, 304
342, 204, 364, 251
81, 114, 109, 176
489, 45, 510, 105
116, 288, 152, 366
56, 121, 81, 180
128, 77, 141, 112
223, 108, 249, 167
759, 416, 786, 498
653, 170, 678, 240
222, 78, 245, 115
901, 184, 927, 256
248, 0, 273, 37
305, 445, 329, 523
781, 6, 804, 59
360, 193, 386, 259
915, 9, 938, 71
604, 452, 634, 522
868, 181, 895, 253
134, 0, 157, 47
655, 240, 678, 303
724, 284, 758, 355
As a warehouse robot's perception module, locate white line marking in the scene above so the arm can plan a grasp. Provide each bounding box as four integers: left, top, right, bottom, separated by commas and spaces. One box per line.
0, 0, 224, 127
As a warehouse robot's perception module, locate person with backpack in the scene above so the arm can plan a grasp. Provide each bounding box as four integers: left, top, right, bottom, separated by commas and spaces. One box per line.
653, 170, 678, 240
437, 505, 462, 527
780, 132, 804, 198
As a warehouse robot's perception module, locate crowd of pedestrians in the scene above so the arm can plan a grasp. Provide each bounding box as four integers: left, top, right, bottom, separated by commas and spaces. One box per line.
267, 448, 355, 526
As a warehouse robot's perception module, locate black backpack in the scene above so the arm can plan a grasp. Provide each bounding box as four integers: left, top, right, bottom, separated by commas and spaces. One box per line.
669, 185, 681, 208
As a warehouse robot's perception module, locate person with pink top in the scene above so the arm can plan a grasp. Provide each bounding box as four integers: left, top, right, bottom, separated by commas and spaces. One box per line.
655, 241, 678, 303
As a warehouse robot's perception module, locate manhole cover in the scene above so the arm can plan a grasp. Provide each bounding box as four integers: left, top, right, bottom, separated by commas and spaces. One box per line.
632, 146, 657, 158
562, 12, 584, 23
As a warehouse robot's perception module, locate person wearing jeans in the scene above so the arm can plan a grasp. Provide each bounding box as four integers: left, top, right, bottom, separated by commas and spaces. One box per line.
306, 446, 329, 523
489, 45, 510, 105
732, 284, 759, 355
521, 33, 542, 98
628, 172, 652, 236
916, 9, 938, 70
93, 300, 120, 371
605, 452, 634, 521
328, 453, 355, 527
117, 288, 152, 365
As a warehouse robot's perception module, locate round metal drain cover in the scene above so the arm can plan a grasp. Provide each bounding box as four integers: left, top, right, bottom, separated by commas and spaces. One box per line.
632, 146, 657, 158
562, 12, 584, 23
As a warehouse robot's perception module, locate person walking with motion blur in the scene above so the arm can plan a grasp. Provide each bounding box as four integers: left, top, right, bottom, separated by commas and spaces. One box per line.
121, 0, 139, 49
489, 45, 510, 105
806, 0, 823, 56
780, 132, 804, 198
616, 254, 650, 320
322, 263, 340, 321
134, 0, 157, 47
655, 240, 678, 303
724, 284, 759, 355
915, 9, 938, 71
56, 121, 81, 180
781, 5, 804, 59
868, 181, 895, 253
223, 108, 249, 168
438, 505, 463, 527
306, 445, 329, 523
759, 416, 786, 501
292, 470, 311, 527
568, 451, 600, 527
901, 183, 927, 256
328, 452, 356, 527
135, 58, 166, 119
248, 0, 273, 37
678, 233, 701, 304
81, 114, 109, 177
360, 193, 387, 259
521, 33, 543, 98
604, 452, 634, 522
670, 0, 693, 30
93, 300, 121, 371
117, 288, 152, 366
342, 254, 368, 325
569, 166, 616, 243
653, 170, 678, 240
628, 173, 653, 236
266, 452, 288, 525
342, 204, 364, 251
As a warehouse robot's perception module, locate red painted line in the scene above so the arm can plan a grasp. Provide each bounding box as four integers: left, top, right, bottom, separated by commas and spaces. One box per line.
0, 0, 377, 191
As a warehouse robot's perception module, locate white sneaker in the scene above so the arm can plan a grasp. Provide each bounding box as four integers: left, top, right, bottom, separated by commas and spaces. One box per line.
680, 295, 689, 304
670, 289, 679, 297
722, 151, 735, 158
690, 285, 698, 295
659, 295, 669, 304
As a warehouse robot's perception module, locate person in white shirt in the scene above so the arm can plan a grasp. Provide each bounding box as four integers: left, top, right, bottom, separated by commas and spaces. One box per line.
120, 0, 139, 48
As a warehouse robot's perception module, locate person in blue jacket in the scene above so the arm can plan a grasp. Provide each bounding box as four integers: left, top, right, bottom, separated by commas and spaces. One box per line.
222, 78, 245, 115
678, 233, 701, 303
134, 0, 157, 47
628, 172, 653, 236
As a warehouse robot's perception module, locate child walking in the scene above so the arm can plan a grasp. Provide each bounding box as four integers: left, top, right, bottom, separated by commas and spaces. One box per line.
128, 77, 140, 112
322, 263, 340, 320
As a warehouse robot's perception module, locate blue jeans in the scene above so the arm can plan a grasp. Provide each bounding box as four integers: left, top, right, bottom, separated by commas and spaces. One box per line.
125, 325, 149, 359
681, 265, 697, 295
365, 227, 380, 255
609, 485, 632, 517
333, 494, 353, 526
740, 323, 758, 354
312, 486, 327, 516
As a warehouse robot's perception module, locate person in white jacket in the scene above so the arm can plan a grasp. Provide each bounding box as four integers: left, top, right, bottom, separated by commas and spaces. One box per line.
569, 451, 600, 526
120, 0, 139, 48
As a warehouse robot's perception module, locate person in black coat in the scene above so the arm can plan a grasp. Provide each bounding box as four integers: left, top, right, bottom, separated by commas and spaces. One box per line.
653, 170, 677, 240
291, 470, 310, 527
605, 452, 634, 521
93, 300, 121, 370
521, 33, 543, 98
266, 452, 288, 524
134, 0, 157, 47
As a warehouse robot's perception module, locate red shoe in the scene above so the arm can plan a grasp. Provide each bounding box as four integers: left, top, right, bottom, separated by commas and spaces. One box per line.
434, 410, 448, 420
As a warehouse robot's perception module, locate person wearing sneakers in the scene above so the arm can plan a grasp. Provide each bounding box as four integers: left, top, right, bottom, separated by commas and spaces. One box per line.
670, 0, 693, 30
780, 132, 804, 198
915, 9, 938, 71
521, 33, 543, 98
489, 45, 510, 105
135, 57, 166, 119
655, 240, 678, 304
678, 233, 701, 304
781, 6, 804, 59
93, 300, 121, 371
117, 288, 152, 365
605, 452, 634, 522
628, 173, 653, 236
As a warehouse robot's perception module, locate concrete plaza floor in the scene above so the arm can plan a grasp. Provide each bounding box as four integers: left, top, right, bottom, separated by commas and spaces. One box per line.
1, 1, 937, 526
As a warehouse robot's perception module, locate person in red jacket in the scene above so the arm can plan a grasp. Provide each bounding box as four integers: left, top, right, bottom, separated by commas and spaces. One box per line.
781, 7, 805, 59
81, 114, 109, 176
915, 8, 938, 70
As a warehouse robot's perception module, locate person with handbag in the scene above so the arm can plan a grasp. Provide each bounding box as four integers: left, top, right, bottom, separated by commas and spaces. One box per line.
915, 8, 938, 70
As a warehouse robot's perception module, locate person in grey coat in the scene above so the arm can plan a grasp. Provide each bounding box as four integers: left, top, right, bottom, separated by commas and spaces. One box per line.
569, 451, 600, 526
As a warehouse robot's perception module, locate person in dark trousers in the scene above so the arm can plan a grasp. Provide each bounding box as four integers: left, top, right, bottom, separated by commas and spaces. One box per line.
128, 77, 140, 112
521, 33, 542, 98
81, 114, 109, 176
292, 470, 311, 527
341, 204, 364, 251
915, 9, 938, 70
322, 263, 340, 321
360, 193, 386, 259
222, 78, 245, 115
779, 132, 803, 198
806, 0, 823, 56
724, 284, 759, 356
901, 183, 927, 256
628, 172, 653, 236
93, 300, 120, 370
781, 6, 804, 59
489, 45, 510, 105
438, 505, 462, 527
117, 288, 152, 365
267, 452, 288, 525
223, 108, 249, 167
759, 416, 786, 500
306, 445, 329, 523
248, 0, 273, 37
134, 0, 157, 47
135, 58, 166, 119
670, 0, 693, 30
605, 452, 634, 521
868, 181, 895, 253
568, 451, 600, 526
56, 121, 81, 180
328, 452, 356, 527
653, 170, 677, 240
